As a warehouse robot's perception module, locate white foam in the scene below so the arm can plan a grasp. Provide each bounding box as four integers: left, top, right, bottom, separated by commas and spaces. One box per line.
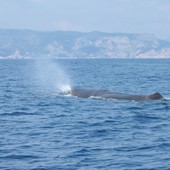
59, 85, 72, 93
164, 97, 170, 101
89, 96, 105, 100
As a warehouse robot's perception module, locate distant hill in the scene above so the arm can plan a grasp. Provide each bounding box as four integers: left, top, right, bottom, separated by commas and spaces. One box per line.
0, 29, 170, 59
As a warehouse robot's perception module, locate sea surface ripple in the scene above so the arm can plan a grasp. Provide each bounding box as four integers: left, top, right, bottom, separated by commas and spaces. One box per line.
0, 59, 170, 170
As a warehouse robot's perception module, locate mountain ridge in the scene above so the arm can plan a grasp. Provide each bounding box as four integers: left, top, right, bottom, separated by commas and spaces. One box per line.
0, 29, 170, 59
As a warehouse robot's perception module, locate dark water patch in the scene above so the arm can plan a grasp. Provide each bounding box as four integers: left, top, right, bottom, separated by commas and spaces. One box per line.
152, 101, 170, 112
69, 148, 92, 158
132, 112, 166, 126
1, 154, 39, 160
126, 106, 144, 110
0, 111, 37, 116
90, 129, 112, 138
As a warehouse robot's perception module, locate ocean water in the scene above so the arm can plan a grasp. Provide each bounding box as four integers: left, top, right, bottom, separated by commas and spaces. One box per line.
0, 59, 170, 170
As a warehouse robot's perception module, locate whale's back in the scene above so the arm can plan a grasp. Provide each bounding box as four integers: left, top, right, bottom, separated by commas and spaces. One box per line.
69, 87, 163, 101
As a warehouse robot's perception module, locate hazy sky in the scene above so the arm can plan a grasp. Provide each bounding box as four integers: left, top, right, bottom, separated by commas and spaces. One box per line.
0, 0, 170, 39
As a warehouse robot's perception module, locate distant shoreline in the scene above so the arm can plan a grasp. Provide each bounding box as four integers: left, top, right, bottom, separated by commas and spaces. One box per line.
0, 29, 170, 59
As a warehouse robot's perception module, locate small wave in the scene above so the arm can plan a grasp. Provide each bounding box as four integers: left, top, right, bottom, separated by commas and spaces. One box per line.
89, 96, 104, 100
164, 97, 170, 101
89, 96, 120, 101
2, 154, 39, 160
0, 111, 36, 116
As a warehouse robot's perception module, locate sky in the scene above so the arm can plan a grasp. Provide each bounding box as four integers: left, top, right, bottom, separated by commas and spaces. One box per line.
0, 0, 170, 40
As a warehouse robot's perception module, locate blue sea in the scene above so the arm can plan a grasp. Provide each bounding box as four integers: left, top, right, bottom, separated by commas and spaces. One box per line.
0, 59, 170, 170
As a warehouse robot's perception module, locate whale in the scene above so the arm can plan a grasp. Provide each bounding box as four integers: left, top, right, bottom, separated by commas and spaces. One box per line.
65, 87, 163, 101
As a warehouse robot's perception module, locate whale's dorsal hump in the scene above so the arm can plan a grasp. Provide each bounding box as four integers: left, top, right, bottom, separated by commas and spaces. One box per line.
148, 92, 163, 100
